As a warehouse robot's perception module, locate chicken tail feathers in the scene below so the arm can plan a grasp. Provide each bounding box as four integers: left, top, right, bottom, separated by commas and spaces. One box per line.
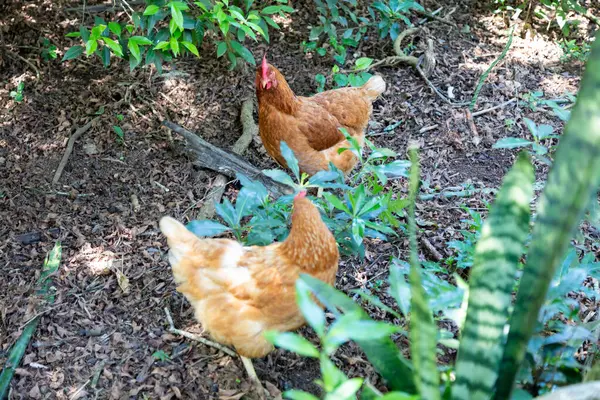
362, 75, 386, 101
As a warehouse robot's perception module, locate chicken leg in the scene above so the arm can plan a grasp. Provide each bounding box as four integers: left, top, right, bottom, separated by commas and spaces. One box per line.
240, 356, 269, 400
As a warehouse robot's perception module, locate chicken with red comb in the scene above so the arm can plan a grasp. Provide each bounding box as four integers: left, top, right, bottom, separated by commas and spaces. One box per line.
256, 56, 386, 176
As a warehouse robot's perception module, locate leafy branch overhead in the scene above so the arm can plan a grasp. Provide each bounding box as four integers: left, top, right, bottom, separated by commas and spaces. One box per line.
62, 0, 293, 71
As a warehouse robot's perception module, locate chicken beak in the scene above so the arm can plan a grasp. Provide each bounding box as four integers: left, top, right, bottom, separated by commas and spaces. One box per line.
261, 79, 268, 89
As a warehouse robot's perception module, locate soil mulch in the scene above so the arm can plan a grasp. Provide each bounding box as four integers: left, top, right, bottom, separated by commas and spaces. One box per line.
0, 0, 596, 398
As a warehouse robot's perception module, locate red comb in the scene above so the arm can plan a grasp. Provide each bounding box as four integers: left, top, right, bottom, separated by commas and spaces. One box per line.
261, 54, 268, 80
294, 191, 307, 200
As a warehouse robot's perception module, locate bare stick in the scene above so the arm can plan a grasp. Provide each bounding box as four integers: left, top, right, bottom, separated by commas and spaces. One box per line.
164, 307, 237, 358
422, 237, 443, 261
52, 117, 99, 184
196, 99, 256, 220
162, 120, 292, 198
472, 98, 517, 117
413, 9, 458, 28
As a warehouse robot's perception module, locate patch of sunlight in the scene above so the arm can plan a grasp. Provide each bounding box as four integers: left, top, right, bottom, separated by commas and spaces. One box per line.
538, 74, 580, 99
72, 243, 116, 276
273, 14, 293, 29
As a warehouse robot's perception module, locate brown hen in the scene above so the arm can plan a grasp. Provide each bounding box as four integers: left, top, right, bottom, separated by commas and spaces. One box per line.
159, 191, 338, 396
256, 56, 386, 176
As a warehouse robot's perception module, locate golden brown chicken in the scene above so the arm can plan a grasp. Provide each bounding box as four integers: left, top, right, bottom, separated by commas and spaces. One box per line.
256, 55, 386, 176
159, 191, 339, 395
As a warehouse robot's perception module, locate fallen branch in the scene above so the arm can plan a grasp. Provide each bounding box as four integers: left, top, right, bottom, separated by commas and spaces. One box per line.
162, 120, 292, 198
472, 98, 517, 117
2, 46, 41, 79
52, 117, 100, 184
413, 8, 458, 28
419, 187, 497, 201
196, 99, 256, 220
422, 237, 443, 261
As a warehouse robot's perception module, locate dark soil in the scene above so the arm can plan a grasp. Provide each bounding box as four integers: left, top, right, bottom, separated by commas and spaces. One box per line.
0, 0, 597, 399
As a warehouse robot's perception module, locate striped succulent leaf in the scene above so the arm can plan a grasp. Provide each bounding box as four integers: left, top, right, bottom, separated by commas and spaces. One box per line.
0, 242, 62, 398
452, 152, 534, 400
494, 32, 600, 399
407, 147, 441, 400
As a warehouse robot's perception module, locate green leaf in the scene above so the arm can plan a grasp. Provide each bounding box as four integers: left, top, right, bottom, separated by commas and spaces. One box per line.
65, 31, 81, 38
102, 37, 123, 57
264, 331, 320, 358
354, 57, 373, 71
181, 41, 199, 56
130, 36, 153, 46
186, 220, 231, 237
389, 263, 411, 317
323, 192, 351, 214
230, 40, 255, 65
128, 40, 141, 61
144, 4, 161, 15
170, 2, 185, 30
0, 242, 61, 398
169, 37, 180, 56
263, 15, 280, 29
325, 314, 403, 354
284, 390, 319, 400
320, 354, 347, 392
329, 378, 364, 399
154, 41, 170, 50
108, 21, 122, 37
261, 5, 281, 14
262, 169, 296, 187
493, 137, 532, 149
279, 141, 300, 181
453, 153, 534, 400
296, 279, 326, 337
216, 41, 227, 57
85, 39, 98, 55
61, 45, 84, 61
406, 148, 440, 400
494, 32, 600, 400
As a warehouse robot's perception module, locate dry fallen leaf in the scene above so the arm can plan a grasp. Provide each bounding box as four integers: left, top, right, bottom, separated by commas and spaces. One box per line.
114, 268, 130, 294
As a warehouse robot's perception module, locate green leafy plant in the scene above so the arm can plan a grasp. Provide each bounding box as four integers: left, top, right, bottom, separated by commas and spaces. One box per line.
305, 0, 422, 90
493, 117, 560, 165
9, 82, 24, 103
41, 38, 58, 61
263, 33, 600, 399
187, 137, 409, 257
152, 349, 171, 361
63, 0, 292, 72
560, 39, 591, 63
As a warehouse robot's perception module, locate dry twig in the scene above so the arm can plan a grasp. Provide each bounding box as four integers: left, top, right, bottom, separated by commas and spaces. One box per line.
52, 117, 100, 184
196, 99, 256, 220
163, 308, 237, 358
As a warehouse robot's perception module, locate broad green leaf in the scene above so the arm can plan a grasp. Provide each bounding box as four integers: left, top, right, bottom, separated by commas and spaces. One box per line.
263, 15, 280, 29
280, 141, 300, 181
108, 22, 122, 37
264, 331, 320, 358
181, 41, 199, 56
169, 37, 180, 56
495, 32, 600, 400
262, 169, 295, 187
102, 37, 123, 57
170, 2, 184, 30
354, 57, 373, 71
296, 279, 326, 337
328, 378, 364, 399
144, 4, 161, 15
216, 41, 227, 57
186, 220, 230, 237
493, 137, 533, 149
230, 40, 255, 65
85, 39, 98, 55
320, 354, 347, 392
322, 192, 351, 214
130, 36, 153, 45
61, 45, 84, 61
406, 147, 440, 400
452, 153, 534, 400
128, 40, 141, 61
536, 124, 555, 139
325, 314, 403, 354
284, 390, 319, 400
261, 5, 281, 14
65, 31, 81, 37
154, 41, 170, 50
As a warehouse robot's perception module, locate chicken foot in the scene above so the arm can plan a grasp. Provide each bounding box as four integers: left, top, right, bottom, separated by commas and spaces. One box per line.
240, 356, 269, 400
164, 308, 270, 399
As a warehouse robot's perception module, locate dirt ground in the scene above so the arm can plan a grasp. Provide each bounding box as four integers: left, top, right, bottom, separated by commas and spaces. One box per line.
0, 0, 597, 398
